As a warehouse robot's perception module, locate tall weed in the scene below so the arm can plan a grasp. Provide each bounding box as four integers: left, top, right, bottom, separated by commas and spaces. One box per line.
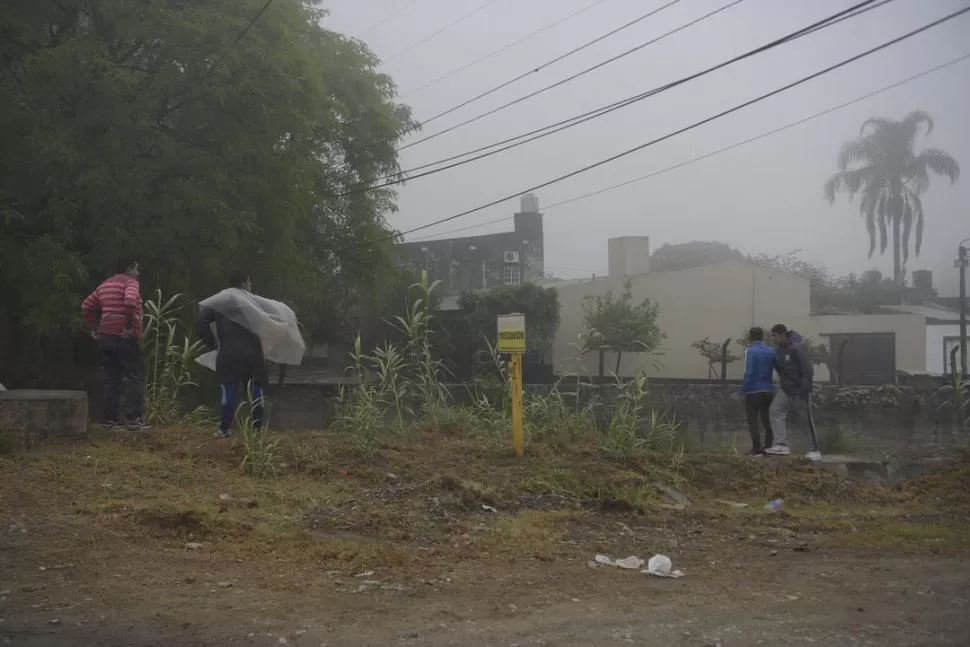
594, 372, 681, 459
143, 290, 210, 427
333, 337, 386, 460
238, 383, 280, 480
526, 381, 598, 445
390, 272, 450, 417
597, 373, 649, 459
334, 272, 458, 456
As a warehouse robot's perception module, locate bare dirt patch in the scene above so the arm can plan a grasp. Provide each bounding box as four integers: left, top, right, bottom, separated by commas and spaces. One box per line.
1, 430, 968, 646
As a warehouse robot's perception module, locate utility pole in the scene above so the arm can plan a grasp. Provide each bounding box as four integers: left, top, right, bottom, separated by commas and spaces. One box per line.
958, 240, 969, 378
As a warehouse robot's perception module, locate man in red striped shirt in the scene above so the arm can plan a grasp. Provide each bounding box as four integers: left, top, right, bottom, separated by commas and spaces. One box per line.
81, 258, 149, 431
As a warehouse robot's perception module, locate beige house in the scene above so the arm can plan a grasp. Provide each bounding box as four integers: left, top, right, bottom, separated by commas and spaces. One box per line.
542, 237, 928, 383
542, 237, 812, 379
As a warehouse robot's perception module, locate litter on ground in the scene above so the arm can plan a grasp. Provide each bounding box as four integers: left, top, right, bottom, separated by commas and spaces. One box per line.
643, 554, 684, 578
592, 554, 684, 578
717, 499, 749, 508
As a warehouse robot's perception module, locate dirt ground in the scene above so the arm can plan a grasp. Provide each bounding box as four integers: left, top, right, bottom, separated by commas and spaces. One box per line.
2, 430, 969, 646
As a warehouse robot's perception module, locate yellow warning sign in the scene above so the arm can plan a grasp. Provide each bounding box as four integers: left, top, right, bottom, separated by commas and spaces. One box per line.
496, 314, 527, 353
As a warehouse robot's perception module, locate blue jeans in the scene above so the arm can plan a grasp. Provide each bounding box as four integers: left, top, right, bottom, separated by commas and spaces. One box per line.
219, 381, 264, 433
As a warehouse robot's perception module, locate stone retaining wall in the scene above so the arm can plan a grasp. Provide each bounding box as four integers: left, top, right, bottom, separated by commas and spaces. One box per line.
3, 364, 966, 454
0, 390, 89, 441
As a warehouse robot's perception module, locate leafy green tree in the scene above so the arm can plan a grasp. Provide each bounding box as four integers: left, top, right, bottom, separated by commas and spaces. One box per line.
0, 0, 415, 367
458, 284, 561, 350
751, 252, 930, 314
650, 241, 745, 272
823, 111, 960, 283
582, 279, 663, 377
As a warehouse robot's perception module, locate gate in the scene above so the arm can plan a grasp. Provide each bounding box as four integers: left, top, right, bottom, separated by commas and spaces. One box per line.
828, 333, 896, 385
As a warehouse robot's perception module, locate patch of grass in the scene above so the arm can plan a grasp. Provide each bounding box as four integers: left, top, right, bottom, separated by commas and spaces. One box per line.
0, 429, 16, 456
239, 429, 281, 481
901, 451, 970, 509
819, 519, 970, 554
817, 424, 860, 455
284, 436, 332, 477
418, 405, 485, 436
483, 510, 580, 559
528, 466, 585, 500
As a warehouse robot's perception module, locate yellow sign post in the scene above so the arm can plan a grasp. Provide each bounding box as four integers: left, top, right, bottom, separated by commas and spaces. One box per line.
497, 314, 526, 457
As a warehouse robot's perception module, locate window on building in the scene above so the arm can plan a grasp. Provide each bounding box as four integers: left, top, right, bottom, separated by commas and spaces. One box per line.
503, 266, 521, 285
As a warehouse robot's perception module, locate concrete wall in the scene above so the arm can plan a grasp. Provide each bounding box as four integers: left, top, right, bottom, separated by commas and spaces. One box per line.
926, 323, 962, 375
607, 237, 651, 277
548, 261, 812, 379
810, 313, 927, 375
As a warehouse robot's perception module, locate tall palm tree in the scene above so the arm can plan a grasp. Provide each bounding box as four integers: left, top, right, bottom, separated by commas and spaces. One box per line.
824, 111, 960, 284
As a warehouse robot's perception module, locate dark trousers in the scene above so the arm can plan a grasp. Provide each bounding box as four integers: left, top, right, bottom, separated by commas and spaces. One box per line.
219, 381, 265, 433
100, 335, 144, 423
744, 392, 773, 451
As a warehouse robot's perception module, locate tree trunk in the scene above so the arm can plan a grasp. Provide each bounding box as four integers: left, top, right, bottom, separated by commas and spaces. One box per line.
893, 216, 902, 284
891, 184, 903, 284
614, 350, 623, 377
597, 349, 604, 379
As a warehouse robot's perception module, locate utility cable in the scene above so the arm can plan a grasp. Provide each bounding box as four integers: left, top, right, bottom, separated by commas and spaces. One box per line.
406, 52, 970, 241
399, 0, 613, 99
343, 0, 889, 195
361, 0, 423, 36
379, 5, 970, 246
319, 0, 688, 179
383, 0, 503, 65
410, 0, 689, 127
203, 0, 276, 80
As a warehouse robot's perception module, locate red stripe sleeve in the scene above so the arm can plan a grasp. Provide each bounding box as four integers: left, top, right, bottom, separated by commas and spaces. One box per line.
81, 291, 99, 329
123, 280, 139, 311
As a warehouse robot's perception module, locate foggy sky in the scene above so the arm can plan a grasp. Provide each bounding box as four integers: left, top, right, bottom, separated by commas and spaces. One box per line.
323, 0, 970, 295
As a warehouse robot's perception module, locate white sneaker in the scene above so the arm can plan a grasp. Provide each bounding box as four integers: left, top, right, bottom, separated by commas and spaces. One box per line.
764, 444, 791, 456
805, 450, 822, 462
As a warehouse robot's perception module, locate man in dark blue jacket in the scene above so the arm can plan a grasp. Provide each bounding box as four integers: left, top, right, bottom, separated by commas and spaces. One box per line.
766, 324, 821, 460
196, 271, 268, 438
741, 327, 776, 456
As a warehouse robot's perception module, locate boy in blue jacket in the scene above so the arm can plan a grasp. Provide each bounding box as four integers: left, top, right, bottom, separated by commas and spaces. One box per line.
741, 326, 776, 456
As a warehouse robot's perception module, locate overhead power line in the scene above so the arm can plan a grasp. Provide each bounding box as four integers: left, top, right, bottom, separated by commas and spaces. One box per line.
407, 52, 970, 242
378, 5, 970, 245
361, 0, 423, 36
410, 0, 690, 128
383, 0, 503, 65
343, 0, 890, 195
399, 0, 613, 99
320, 0, 691, 179
203, 0, 276, 79
403, 0, 721, 151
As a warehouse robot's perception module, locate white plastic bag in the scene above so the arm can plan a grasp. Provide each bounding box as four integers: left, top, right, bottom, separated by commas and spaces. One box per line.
614, 556, 645, 570
196, 288, 305, 369
592, 554, 645, 570
643, 554, 684, 578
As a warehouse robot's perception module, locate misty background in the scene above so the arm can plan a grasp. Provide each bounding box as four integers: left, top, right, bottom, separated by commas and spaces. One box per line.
325, 0, 970, 293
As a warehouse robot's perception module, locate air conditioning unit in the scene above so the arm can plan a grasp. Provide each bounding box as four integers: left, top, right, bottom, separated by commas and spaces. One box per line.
504, 251, 520, 264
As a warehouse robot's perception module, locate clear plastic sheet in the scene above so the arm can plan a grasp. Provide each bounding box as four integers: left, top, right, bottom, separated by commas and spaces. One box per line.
195, 288, 305, 371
